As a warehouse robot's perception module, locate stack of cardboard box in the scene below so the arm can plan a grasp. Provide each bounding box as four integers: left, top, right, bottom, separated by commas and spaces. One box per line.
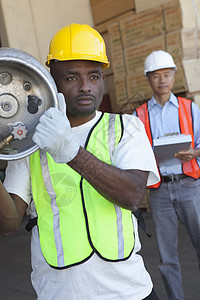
90, 0, 135, 112
90, 0, 200, 114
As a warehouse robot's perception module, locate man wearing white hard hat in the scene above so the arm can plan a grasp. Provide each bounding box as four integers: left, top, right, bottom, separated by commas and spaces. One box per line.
134, 50, 200, 299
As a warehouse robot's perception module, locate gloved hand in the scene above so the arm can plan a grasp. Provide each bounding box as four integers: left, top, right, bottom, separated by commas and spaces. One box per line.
32, 93, 80, 163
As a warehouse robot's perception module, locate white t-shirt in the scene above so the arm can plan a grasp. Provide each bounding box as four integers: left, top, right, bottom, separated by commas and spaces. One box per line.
4, 111, 160, 300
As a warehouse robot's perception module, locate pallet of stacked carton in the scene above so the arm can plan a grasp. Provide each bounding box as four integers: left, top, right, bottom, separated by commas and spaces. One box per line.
103, 0, 200, 113
106, 7, 167, 112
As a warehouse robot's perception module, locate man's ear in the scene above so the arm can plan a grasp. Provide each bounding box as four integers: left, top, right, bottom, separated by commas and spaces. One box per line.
146, 77, 150, 85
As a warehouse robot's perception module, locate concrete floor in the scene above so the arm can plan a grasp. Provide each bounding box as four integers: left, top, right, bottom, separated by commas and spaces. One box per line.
0, 216, 36, 300
139, 212, 200, 300
0, 213, 199, 300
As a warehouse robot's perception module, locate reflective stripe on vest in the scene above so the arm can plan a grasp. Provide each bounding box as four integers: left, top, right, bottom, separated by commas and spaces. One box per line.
30, 112, 134, 268
178, 97, 200, 178
40, 151, 65, 267
136, 97, 200, 187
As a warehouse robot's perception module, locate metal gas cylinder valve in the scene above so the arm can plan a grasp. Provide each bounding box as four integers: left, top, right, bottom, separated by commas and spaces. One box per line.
11, 123, 28, 140
27, 95, 42, 114
0, 124, 28, 152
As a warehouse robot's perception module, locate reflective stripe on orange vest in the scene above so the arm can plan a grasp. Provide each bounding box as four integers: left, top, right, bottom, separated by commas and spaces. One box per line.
178, 98, 200, 179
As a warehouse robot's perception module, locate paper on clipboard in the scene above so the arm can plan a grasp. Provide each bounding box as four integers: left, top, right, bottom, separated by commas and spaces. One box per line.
153, 134, 192, 165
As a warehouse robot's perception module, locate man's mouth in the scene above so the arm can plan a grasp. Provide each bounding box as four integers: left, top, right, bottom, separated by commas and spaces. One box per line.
159, 85, 167, 89
75, 95, 95, 105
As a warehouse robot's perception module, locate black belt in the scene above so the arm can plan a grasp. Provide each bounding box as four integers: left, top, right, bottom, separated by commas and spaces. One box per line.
161, 174, 188, 182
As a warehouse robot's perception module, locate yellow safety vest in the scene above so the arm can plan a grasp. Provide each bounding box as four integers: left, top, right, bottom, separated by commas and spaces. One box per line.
30, 112, 135, 269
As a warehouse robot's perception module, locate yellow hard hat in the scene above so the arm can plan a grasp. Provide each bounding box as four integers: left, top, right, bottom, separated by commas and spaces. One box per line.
46, 23, 109, 68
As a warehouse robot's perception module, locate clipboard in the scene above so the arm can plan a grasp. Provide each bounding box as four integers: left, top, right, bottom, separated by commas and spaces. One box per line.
153, 134, 192, 165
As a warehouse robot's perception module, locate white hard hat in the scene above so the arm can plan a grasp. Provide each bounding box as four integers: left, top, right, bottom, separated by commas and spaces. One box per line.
144, 50, 177, 76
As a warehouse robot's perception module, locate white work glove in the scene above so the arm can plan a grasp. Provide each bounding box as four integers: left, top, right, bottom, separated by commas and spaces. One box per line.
33, 93, 80, 163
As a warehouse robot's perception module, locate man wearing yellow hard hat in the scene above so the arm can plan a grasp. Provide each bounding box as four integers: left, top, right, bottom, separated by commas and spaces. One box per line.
1, 24, 159, 299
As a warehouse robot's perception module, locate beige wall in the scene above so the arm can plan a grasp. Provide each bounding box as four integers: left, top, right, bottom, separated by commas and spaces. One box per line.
0, 0, 94, 65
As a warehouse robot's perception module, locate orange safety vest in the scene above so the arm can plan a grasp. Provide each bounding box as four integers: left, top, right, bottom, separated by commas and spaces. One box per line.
136, 97, 200, 188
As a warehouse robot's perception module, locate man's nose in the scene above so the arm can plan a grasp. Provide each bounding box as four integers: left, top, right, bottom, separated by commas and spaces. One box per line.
79, 79, 91, 93
160, 75, 166, 83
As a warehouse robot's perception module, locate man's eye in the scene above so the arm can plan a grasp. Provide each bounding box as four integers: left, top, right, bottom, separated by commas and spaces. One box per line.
65, 76, 77, 81
90, 75, 99, 80
68, 76, 76, 81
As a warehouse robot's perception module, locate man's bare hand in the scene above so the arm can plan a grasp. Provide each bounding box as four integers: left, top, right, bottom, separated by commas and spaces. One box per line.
174, 145, 195, 162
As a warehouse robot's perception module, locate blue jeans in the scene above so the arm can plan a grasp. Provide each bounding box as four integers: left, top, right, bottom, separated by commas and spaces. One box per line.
149, 177, 200, 300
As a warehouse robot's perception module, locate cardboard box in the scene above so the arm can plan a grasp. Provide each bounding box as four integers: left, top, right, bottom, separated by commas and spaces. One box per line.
101, 32, 113, 76
95, 11, 135, 34
113, 76, 128, 105
173, 62, 188, 93
193, 94, 200, 109
90, 0, 135, 25
163, 0, 196, 32
110, 49, 126, 77
106, 75, 128, 113
196, 28, 200, 58
185, 91, 200, 101
182, 59, 200, 93
120, 7, 165, 48
119, 100, 146, 114
166, 29, 200, 61
124, 35, 165, 74
107, 22, 123, 52
126, 71, 152, 101
134, 0, 170, 13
